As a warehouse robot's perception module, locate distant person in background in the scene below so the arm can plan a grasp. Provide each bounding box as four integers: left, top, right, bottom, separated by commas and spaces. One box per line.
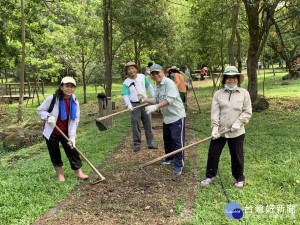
258, 61, 262, 73
170, 66, 187, 104
166, 67, 171, 78
144, 62, 153, 76
145, 62, 156, 88
185, 65, 191, 77
180, 65, 192, 90
37, 77, 88, 182
200, 67, 206, 80
201, 66, 252, 188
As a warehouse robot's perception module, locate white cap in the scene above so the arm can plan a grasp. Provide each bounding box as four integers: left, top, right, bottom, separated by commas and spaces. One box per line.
61, 76, 76, 86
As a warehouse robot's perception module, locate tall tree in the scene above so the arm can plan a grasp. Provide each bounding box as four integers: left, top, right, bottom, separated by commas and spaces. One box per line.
242, 0, 279, 102
18, 0, 26, 122
103, 0, 113, 97
228, 1, 240, 67
268, 2, 299, 76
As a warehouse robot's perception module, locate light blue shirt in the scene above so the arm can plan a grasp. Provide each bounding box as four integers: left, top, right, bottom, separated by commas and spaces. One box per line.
154, 76, 186, 124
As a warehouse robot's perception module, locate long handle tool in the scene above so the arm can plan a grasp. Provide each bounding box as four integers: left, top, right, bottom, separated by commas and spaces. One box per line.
54, 125, 105, 184
138, 130, 230, 169
95, 103, 149, 131
190, 80, 201, 113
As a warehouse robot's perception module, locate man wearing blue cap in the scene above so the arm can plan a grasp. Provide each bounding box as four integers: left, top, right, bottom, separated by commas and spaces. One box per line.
139, 64, 186, 175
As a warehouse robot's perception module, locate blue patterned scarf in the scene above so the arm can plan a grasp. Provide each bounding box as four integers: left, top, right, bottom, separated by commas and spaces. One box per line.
59, 95, 77, 120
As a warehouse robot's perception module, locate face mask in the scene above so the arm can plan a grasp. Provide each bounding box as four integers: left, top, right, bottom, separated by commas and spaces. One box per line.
225, 84, 237, 91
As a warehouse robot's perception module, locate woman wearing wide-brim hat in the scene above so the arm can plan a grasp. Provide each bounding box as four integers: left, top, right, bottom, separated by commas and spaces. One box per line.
201, 66, 252, 188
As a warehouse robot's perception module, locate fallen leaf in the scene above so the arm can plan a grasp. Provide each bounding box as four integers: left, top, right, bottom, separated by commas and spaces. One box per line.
144, 206, 151, 210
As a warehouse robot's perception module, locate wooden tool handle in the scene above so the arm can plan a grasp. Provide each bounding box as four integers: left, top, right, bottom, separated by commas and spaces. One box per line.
96, 103, 149, 121
134, 85, 141, 95
54, 125, 105, 181
139, 130, 230, 169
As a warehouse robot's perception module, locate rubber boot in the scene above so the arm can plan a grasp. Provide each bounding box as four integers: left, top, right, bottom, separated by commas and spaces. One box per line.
54, 166, 65, 182
74, 168, 89, 180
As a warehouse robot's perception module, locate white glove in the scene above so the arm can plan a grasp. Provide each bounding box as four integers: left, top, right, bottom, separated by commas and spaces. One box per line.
128, 104, 134, 111
145, 105, 158, 114
68, 136, 76, 148
231, 123, 241, 132
138, 94, 146, 103
47, 115, 56, 127
212, 130, 221, 140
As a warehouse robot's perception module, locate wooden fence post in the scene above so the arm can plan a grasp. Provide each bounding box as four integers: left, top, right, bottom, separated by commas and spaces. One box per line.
28, 81, 31, 97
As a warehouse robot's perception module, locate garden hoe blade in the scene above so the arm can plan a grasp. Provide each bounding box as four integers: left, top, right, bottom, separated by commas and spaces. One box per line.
95, 119, 108, 131
95, 103, 149, 131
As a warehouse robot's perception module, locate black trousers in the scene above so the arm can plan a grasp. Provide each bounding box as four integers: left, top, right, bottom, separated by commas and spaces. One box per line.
45, 134, 82, 170
205, 134, 245, 182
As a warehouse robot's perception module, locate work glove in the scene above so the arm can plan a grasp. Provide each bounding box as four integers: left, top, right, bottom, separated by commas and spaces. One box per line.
128, 104, 134, 111
231, 123, 241, 132
68, 136, 76, 149
137, 94, 146, 103
212, 130, 221, 140
145, 105, 158, 114
47, 115, 56, 127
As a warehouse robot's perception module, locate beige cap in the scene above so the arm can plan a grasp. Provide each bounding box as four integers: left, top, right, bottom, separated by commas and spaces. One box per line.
124, 62, 138, 73
61, 76, 76, 86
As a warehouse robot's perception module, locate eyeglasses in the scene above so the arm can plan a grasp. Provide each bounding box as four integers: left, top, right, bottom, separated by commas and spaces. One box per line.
151, 73, 160, 77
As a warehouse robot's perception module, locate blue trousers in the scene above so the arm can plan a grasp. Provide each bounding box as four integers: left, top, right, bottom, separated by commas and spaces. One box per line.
163, 118, 185, 167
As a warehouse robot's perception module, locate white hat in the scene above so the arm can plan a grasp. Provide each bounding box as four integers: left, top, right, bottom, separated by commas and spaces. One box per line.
61, 76, 76, 86
221, 66, 244, 84
171, 66, 179, 71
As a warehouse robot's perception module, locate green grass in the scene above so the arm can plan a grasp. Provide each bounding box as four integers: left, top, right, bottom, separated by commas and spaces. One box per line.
0, 69, 299, 224
0, 83, 130, 225
186, 69, 299, 224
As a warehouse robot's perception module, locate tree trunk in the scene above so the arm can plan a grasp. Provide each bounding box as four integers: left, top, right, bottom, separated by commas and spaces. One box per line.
134, 39, 138, 66
134, 39, 141, 71
82, 48, 87, 103
220, 14, 224, 72
228, 3, 239, 66
271, 52, 275, 76
271, 18, 298, 76
18, 0, 25, 122
103, 0, 112, 97
243, 0, 277, 103
236, 29, 242, 73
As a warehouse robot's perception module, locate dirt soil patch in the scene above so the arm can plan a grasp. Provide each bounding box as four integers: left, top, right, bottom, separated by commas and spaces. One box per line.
33, 83, 204, 225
